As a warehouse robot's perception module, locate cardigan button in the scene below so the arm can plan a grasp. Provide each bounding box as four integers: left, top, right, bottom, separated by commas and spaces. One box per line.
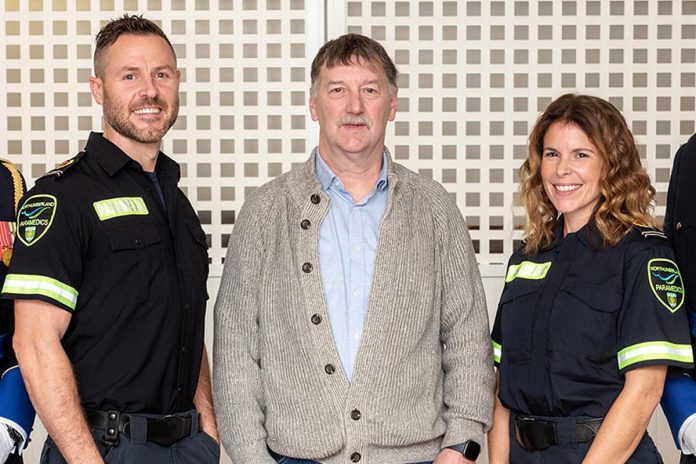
350, 452, 361, 462
350, 409, 361, 420
302, 262, 313, 273
311, 314, 322, 325
310, 193, 321, 204
324, 364, 335, 375
676, 221, 683, 231
301, 219, 311, 230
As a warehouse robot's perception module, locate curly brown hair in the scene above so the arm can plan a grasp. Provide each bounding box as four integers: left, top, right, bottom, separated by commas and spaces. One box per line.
520, 94, 657, 254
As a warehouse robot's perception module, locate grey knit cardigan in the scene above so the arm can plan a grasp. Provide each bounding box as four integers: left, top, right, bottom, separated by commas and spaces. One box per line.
213, 150, 495, 463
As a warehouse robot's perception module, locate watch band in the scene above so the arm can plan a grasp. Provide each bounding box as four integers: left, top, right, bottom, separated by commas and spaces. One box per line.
447, 440, 481, 461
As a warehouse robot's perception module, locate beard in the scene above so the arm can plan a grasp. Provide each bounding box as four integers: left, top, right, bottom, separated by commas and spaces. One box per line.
102, 90, 179, 144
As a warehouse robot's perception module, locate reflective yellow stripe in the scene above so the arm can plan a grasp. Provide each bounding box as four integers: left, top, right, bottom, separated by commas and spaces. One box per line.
2, 273, 78, 310
93, 197, 148, 221
617, 341, 693, 370
492, 340, 502, 364
505, 261, 552, 282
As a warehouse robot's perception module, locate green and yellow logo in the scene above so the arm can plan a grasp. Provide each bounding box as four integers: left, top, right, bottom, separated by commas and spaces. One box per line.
17, 194, 57, 246
648, 258, 685, 313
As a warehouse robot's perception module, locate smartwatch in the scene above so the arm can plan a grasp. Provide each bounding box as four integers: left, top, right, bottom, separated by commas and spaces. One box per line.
447, 440, 481, 461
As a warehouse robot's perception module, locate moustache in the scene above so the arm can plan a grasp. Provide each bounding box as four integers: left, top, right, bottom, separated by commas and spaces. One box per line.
130, 97, 167, 111
336, 116, 372, 129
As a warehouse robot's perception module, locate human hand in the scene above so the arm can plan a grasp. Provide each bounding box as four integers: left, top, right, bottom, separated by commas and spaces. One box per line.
433, 447, 475, 464
0, 426, 16, 463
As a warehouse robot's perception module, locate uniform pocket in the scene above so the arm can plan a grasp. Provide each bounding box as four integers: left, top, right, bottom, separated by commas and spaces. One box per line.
554, 285, 622, 360
104, 223, 163, 304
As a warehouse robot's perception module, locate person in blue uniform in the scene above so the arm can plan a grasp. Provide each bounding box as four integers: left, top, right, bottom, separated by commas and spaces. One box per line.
1, 16, 217, 464
661, 134, 696, 464
0, 161, 34, 463
488, 94, 693, 463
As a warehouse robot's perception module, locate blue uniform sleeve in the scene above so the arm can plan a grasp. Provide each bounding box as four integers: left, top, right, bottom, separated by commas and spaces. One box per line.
0, 366, 34, 444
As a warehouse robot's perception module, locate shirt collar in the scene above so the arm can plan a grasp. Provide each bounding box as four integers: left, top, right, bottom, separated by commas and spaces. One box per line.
84, 132, 180, 180
314, 149, 389, 194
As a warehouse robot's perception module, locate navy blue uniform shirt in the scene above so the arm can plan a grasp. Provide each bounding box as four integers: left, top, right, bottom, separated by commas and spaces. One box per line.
492, 219, 692, 418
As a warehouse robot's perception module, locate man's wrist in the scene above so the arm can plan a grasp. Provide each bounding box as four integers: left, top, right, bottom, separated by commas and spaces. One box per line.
447, 441, 481, 461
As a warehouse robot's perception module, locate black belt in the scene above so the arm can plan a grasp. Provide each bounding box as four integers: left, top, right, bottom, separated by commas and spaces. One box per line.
514, 415, 603, 451
84, 408, 196, 447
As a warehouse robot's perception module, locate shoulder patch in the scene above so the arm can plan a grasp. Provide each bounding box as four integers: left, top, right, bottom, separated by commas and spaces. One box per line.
647, 258, 685, 313
38, 152, 86, 180
17, 194, 57, 246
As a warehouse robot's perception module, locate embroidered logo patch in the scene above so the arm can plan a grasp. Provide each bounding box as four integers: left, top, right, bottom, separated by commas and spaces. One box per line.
648, 258, 685, 313
17, 194, 57, 247
93, 197, 149, 221
505, 261, 552, 282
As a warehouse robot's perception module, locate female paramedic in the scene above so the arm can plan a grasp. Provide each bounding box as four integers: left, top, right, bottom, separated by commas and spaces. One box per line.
488, 94, 693, 463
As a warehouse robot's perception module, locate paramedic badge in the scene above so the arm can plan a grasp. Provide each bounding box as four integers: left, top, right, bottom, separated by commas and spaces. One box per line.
17, 194, 57, 247
648, 258, 685, 313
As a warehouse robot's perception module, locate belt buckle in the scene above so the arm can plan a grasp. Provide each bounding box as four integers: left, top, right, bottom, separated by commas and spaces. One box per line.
149, 415, 187, 447
514, 416, 556, 451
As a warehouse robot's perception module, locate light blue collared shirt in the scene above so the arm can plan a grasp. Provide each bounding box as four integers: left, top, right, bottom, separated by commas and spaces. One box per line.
315, 151, 388, 381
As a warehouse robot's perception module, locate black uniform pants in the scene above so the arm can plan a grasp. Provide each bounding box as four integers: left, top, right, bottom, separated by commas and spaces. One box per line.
681, 453, 696, 464
39, 412, 219, 464
509, 415, 663, 463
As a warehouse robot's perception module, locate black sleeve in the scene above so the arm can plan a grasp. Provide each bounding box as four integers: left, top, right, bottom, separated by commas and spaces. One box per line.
2, 181, 86, 313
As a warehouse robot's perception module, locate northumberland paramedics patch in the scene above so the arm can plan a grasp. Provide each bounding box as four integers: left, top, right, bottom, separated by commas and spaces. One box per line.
17, 194, 57, 246
648, 258, 685, 313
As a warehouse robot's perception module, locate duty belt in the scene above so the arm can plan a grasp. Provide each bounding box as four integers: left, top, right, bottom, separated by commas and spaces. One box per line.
84, 408, 197, 447
513, 415, 603, 451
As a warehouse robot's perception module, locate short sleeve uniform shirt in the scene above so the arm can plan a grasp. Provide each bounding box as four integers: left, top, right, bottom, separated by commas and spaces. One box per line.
492, 221, 693, 418
2, 132, 209, 414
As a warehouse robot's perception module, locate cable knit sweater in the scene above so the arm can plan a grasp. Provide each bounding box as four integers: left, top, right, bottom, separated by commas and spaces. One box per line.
213, 150, 494, 464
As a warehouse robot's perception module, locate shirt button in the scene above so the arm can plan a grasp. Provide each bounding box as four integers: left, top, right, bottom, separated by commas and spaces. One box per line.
302, 262, 313, 273
108, 412, 117, 420
181, 346, 187, 352
324, 364, 335, 375
310, 194, 321, 204
353, 245, 360, 253
177, 386, 182, 392
353, 289, 360, 297
350, 452, 361, 462
350, 409, 361, 420
301, 219, 311, 230
134, 239, 143, 247
311, 314, 322, 325
677, 222, 683, 231
352, 333, 360, 341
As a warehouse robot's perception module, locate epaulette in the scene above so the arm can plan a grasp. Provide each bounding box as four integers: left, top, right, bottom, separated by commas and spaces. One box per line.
636, 226, 668, 241
38, 151, 86, 180
0, 159, 24, 213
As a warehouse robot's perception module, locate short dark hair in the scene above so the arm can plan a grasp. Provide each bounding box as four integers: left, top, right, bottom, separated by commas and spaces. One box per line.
310, 33, 398, 96
94, 14, 175, 77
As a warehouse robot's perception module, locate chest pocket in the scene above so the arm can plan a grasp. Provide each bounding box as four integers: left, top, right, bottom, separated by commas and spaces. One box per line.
556, 285, 622, 359
105, 223, 163, 304
498, 283, 542, 357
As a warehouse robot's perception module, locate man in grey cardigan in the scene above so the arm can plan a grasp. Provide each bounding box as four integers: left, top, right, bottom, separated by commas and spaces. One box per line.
213, 34, 494, 464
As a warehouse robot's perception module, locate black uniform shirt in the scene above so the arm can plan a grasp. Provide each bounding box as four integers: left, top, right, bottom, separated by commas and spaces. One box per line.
492, 220, 693, 418
1, 132, 209, 414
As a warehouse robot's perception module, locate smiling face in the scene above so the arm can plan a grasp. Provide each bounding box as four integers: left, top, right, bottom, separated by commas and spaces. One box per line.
89, 34, 180, 150
309, 58, 397, 166
540, 121, 605, 234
